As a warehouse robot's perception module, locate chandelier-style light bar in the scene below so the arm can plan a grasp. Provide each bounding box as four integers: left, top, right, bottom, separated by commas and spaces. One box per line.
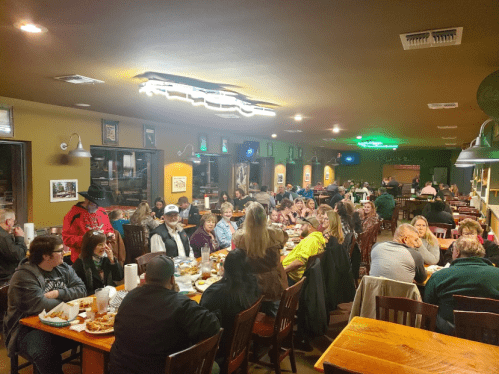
139, 80, 276, 117
357, 140, 398, 149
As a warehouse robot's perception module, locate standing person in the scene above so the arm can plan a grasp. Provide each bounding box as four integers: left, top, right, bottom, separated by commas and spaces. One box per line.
297, 184, 314, 199
3, 236, 86, 374
214, 202, 238, 250
72, 230, 124, 295
450, 184, 459, 197
216, 191, 232, 209
177, 196, 201, 226
109, 255, 220, 374
189, 213, 220, 257
151, 197, 165, 219
254, 186, 276, 209
62, 184, 115, 263
420, 181, 438, 196
233, 188, 253, 211
130, 202, 162, 239
374, 187, 395, 220
0, 209, 27, 285
108, 209, 130, 239
410, 216, 440, 265
233, 202, 288, 317
412, 175, 420, 191
361, 201, 379, 233
150, 205, 192, 257
275, 185, 289, 204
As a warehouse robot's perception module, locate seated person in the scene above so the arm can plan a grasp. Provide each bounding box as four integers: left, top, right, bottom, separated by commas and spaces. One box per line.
303, 198, 316, 218
293, 198, 306, 218
410, 215, 440, 265
72, 230, 124, 295
177, 196, 201, 226
130, 202, 161, 239
0, 208, 28, 284
443, 218, 499, 266
420, 181, 437, 196
189, 213, 220, 258
322, 210, 345, 245
200, 249, 260, 365
374, 187, 395, 220
361, 201, 379, 233
328, 186, 345, 208
423, 199, 455, 228
108, 209, 130, 239
335, 201, 355, 237
315, 204, 333, 232
214, 202, 238, 249
275, 185, 290, 204
268, 209, 281, 224
150, 205, 192, 257
276, 198, 297, 226
233, 188, 254, 211
254, 185, 276, 209
3, 236, 86, 374
282, 217, 326, 285
370, 224, 427, 284
424, 237, 499, 335
437, 184, 454, 200
216, 191, 232, 209
343, 199, 363, 234
151, 197, 165, 219
421, 197, 452, 216
297, 184, 314, 199
109, 255, 220, 374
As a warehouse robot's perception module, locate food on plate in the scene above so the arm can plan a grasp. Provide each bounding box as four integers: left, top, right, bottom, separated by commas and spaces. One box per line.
47, 310, 68, 321
194, 276, 221, 292
179, 264, 199, 276
86, 313, 116, 332
210, 253, 226, 263
79, 298, 94, 310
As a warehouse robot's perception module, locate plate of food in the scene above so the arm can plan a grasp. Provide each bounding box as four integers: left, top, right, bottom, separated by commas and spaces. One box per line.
194, 276, 221, 293
69, 297, 95, 312
210, 253, 226, 263
85, 312, 116, 334
178, 263, 200, 276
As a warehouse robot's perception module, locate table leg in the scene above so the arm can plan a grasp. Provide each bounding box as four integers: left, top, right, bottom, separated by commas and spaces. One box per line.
82, 345, 109, 374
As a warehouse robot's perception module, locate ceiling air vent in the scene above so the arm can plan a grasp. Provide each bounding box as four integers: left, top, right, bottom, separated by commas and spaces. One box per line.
284, 129, 303, 133
400, 27, 463, 50
54, 75, 105, 84
428, 102, 458, 109
214, 113, 240, 119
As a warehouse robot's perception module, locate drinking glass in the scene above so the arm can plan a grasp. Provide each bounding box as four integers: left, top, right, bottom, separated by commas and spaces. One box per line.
95, 288, 110, 314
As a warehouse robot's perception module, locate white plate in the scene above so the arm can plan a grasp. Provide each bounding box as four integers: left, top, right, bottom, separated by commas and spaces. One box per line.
70, 297, 94, 311
84, 326, 114, 335
194, 276, 221, 293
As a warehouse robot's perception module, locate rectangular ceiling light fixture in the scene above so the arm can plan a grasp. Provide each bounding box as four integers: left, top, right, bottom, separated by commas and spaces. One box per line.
358, 141, 398, 149
437, 126, 458, 129
400, 27, 463, 50
54, 75, 105, 84
428, 103, 459, 109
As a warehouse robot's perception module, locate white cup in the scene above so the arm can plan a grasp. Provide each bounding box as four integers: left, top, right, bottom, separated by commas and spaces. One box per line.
95, 288, 110, 314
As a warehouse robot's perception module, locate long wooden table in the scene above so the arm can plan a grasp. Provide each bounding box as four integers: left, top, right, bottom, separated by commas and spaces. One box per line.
315, 316, 499, 373
437, 237, 454, 250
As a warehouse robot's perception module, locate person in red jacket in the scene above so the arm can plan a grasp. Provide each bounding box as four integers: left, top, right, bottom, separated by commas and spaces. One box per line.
62, 184, 114, 263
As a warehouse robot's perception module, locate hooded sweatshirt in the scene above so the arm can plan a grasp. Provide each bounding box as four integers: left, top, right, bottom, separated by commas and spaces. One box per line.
282, 231, 326, 281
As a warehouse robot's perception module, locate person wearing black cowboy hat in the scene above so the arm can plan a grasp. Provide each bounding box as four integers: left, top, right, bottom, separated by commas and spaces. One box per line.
62, 184, 115, 263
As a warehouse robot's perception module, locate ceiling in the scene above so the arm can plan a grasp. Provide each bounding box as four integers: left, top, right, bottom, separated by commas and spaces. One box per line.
1, 0, 499, 149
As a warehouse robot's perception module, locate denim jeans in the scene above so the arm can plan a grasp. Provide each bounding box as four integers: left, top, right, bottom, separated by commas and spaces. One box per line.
17, 326, 76, 374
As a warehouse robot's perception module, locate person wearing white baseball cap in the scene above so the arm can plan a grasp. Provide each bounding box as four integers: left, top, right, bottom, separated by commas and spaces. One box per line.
149, 204, 193, 257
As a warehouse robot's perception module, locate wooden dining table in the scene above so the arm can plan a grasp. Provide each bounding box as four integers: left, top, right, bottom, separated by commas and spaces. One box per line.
314, 316, 499, 373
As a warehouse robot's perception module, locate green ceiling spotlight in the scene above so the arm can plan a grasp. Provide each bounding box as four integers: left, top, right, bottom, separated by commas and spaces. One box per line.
357, 140, 399, 149
456, 119, 499, 164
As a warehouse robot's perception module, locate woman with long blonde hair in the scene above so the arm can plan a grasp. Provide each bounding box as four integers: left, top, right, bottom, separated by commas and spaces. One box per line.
323, 210, 344, 244
410, 215, 440, 265
130, 202, 161, 238
233, 202, 288, 316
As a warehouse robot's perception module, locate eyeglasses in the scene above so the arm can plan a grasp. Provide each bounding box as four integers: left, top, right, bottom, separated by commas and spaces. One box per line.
52, 250, 64, 253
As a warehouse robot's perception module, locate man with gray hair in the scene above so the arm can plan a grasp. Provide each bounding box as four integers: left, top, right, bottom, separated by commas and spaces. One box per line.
424, 237, 499, 334
328, 186, 345, 208
0, 209, 27, 284
370, 223, 427, 284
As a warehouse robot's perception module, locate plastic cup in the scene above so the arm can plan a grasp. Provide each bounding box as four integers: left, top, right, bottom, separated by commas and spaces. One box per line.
95, 288, 110, 314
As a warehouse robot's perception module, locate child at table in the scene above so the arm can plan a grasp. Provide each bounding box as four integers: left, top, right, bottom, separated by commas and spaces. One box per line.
109, 209, 130, 239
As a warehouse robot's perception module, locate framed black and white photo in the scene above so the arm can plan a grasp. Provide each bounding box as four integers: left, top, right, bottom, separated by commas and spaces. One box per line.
267, 143, 273, 157
199, 134, 208, 152
221, 137, 229, 153
144, 125, 156, 148
0, 105, 14, 138
277, 173, 284, 184
102, 120, 119, 146
50, 179, 78, 203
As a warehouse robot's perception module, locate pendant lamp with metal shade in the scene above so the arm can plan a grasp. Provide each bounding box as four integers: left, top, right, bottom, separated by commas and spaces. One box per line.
60, 133, 92, 158
455, 119, 499, 164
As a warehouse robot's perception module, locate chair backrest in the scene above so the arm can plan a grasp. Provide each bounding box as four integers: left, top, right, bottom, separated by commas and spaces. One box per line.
427, 222, 452, 238
323, 361, 362, 374
449, 200, 468, 206
429, 226, 447, 238
453, 295, 499, 314
458, 207, 479, 213
458, 214, 478, 222
348, 235, 357, 258
391, 205, 400, 221
165, 329, 223, 374
375, 296, 438, 331
135, 251, 167, 275
306, 250, 326, 270
123, 224, 148, 264
273, 277, 306, 343
210, 202, 218, 210
454, 311, 499, 346
357, 230, 373, 266
451, 229, 460, 239
223, 297, 263, 374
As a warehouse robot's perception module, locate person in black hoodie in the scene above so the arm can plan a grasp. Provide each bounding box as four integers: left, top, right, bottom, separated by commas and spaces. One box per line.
423, 199, 455, 228
72, 230, 123, 296
328, 186, 345, 208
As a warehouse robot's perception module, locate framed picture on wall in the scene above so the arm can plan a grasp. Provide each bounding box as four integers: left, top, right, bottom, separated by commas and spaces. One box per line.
305, 172, 310, 182
267, 143, 273, 157
172, 176, 187, 193
325, 171, 330, 180
277, 173, 284, 184
102, 120, 119, 146
235, 163, 249, 193
494, 123, 499, 142
0, 105, 14, 138
199, 134, 208, 152
298, 147, 303, 159
144, 125, 156, 148
288, 146, 294, 160
50, 179, 78, 202
221, 137, 229, 153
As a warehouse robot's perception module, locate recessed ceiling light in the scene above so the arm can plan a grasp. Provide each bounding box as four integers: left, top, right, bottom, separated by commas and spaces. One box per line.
445, 143, 457, 146
75, 103, 90, 107
356, 136, 362, 139
437, 126, 458, 129
17, 22, 47, 33
271, 134, 277, 138
332, 127, 340, 133
294, 114, 303, 121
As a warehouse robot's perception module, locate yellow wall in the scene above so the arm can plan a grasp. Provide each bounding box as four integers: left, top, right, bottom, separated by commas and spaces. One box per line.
324, 165, 335, 186
303, 164, 312, 187
164, 162, 193, 204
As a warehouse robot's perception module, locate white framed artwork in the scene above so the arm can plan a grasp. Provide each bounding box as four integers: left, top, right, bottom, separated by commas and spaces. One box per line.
172, 176, 187, 193
50, 180, 78, 202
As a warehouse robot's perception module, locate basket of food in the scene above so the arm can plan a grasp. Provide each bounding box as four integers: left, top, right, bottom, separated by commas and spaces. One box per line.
39, 302, 79, 327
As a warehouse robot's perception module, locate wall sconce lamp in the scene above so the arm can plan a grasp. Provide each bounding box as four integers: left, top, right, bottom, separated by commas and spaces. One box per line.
456, 119, 499, 164
178, 144, 201, 164
60, 133, 92, 158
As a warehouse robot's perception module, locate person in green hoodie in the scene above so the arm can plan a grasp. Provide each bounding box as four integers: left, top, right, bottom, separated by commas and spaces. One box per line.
374, 187, 395, 220
282, 217, 326, 285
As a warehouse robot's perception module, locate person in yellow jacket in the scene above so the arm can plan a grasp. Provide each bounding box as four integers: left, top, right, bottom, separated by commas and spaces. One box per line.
282, 217, 325, 285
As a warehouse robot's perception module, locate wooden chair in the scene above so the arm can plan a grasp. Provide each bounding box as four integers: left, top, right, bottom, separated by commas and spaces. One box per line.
381, 206, 399, 236
135, 251, 167, 275
429, 226, 447, 239
358, 230, 373, 268
251, 277, 306, 374
375, 296, 438, 331
305, 250, 326, 271
221, 297, 264, 374
454, 311, 499, 346
458, 207, 480, 214
11, 345, 81, 374
451, 229, 460, 239
323, 362, 362, 374
123, 224, 148, 265
165, 329, 223, 374
449, 200, 468, 207
458, 214, 478, 222
427, 222, 452, 238
453, 295, 499, 314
